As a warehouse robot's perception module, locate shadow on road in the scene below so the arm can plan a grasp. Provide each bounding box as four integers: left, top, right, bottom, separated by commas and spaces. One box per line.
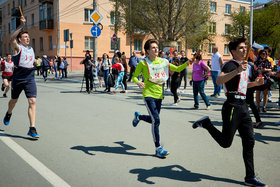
130, 164, 243, 185
0, 132, 38, 141
70, 141, 152, 157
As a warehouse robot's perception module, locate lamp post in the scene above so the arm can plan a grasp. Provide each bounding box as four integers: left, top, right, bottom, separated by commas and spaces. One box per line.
249, 0, 254, 45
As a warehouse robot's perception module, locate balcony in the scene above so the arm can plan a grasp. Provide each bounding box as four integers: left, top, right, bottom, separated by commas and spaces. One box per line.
39, 19, 54, 30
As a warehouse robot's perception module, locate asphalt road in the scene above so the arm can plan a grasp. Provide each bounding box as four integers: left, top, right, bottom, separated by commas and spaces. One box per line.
0, 74, 279, 187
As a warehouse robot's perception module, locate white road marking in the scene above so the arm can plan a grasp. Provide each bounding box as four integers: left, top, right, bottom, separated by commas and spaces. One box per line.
0, 135, 71, 187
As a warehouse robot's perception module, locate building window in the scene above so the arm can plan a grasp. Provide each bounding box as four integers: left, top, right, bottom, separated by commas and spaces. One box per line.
8, 4, 10, 15
110, 11, 120, 25
85, 36, 93, 50
208, 43, 215, 54
110, 37, 120, 51
239, 26, 245, 37
209, 22, 216, 34
49, 36, 53, 50
32, 39, 36, 52
40, 37, 44, 51
134, 39, 143, 52
24, 0, 27, 6
224, 44, 229, 55
210, 2, 216, 13
32, 14, 34, 26
11, 18, 17, 32
25, 17, 27, 28
84, 9, 93, 23
12, 1, 15, 8
177, 42, 182, 53
8, 23, 10, 33
225, 4, 231, 15
240, 6, 245, 13
225, 24, 230, 35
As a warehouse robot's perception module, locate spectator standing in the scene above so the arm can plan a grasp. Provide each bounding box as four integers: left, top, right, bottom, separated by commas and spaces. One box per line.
57, 56, 62, 78
110, 57, 126, 94
53, 56, 58, 79
179, 50, 188, 91
121, 53, 128, 91
192, 54, 211, 109
80, 54, 95, 93
170, 57, 182, 105
36, 56, 42, 76
96, 57, 103, 88
62, 57, 69, 78
128, 51, 140, 82
210, 47, 223, 97
41, 55, 50, 81
101, 53, 111, 92
255, 50, 272, 113
59, 59, 65, 78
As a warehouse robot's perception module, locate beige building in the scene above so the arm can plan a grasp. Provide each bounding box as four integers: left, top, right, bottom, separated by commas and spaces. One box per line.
0, 0, 250, 70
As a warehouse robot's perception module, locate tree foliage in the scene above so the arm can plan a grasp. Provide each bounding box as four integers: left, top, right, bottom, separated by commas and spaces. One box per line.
116, 0, 210, 46
229, 0, 280, 57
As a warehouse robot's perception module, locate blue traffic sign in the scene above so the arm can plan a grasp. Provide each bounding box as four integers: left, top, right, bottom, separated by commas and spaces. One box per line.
91, 26, 101, 37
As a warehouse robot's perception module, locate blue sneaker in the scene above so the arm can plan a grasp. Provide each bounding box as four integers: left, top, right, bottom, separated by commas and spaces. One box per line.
155, 146, 169, 158
245, 177, 267, 187
132, 111, 140, 127
27, 127, 39, 139
3, 112, 12, 126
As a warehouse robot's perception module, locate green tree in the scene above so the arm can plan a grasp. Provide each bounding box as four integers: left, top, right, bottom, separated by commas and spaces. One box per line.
116, 0, 210, 47
228, 0, 280, 57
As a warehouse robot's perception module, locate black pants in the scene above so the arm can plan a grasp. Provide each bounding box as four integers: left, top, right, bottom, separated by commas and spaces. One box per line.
171, 78, 180, 103
179, 69, 187, 89
166, 77, 171, 89
64, 68, 68, 78
204, 100, 255, 179
128, 66, 136, 81
85, 74, 93, 92
246, 88, 261, 123
42, 69, 48, 79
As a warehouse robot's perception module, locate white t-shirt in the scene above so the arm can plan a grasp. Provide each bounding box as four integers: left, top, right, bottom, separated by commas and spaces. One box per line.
211, 52, 222, 71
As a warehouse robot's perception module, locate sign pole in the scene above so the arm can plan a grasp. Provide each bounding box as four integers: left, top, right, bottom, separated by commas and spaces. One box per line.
93, 0, 97, 62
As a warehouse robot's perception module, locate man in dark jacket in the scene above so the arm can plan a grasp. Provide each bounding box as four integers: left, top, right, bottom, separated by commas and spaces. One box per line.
128, 51, 140, 82
42, 55, 50, 81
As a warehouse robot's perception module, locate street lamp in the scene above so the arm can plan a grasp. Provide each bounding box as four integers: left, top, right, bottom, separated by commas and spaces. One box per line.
249, 0, 253, 45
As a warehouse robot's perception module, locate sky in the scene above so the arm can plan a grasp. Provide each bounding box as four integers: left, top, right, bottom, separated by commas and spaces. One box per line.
254, 0, 272, 4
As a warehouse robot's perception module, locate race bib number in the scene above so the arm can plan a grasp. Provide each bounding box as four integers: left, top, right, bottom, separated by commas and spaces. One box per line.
145, 57, 169, 85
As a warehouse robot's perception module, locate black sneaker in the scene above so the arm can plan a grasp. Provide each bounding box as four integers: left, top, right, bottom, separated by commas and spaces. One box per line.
192, 116, 210, 129
262, 108, 267, 113
3, 112, 12, 125
1, 83, 5, 91
3, 93, 7, 97
244, 177, 267, 187
27, 127, 39, 138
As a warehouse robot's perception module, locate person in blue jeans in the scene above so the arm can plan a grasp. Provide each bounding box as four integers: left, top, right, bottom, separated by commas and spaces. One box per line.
101, 53, 111, 92
109, 57, 126, 94
210, 47, 223, 97
192, 54, 211, 109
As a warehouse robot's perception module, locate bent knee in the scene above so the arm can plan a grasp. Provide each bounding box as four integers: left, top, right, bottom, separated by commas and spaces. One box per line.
28, 98, 36, 105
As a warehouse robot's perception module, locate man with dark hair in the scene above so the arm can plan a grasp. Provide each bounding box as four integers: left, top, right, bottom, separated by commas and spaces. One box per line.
132, 39, 189, 158
128, 51, 140, 82
3, 16, 39, 138
192, 38, 267, 186
80, 52, 95, 94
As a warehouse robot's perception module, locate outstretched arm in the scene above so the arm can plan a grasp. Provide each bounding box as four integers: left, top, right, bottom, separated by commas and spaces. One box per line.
10, 16, 26, 55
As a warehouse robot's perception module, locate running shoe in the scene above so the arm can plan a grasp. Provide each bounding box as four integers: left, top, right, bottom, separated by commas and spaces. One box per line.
3, 93, 7, 98
1, 83, 5, 91
3, 112, 12, 125
27, 127, 39, 138
206, 106, 211, 110
132, 111, 140, 127
192, 116, 210, 129
155, 146, 169, 158
253, 122, 263, 128
244, 177, 267, 187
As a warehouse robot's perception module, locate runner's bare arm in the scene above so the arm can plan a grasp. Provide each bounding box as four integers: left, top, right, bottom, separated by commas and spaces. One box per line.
10, 16, 26, 54
169, 61, 188, 72
248, 77, 264, 88
216, 62, 247, 85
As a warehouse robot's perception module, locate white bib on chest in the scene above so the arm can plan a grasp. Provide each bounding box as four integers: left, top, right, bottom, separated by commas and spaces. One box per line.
18, 44, 35, 68
144, 57, 169, 85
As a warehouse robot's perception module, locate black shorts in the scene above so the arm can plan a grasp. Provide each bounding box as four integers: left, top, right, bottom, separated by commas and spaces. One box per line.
11, 79, 37, 99
2, 75, 13, 81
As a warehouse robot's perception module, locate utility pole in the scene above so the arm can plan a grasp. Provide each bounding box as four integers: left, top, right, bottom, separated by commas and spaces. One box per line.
57, 0, 60, 56
114, 0, 119, 54
249, 0, 253, 45
129, 0, 132, 57
93, 0, 97, 61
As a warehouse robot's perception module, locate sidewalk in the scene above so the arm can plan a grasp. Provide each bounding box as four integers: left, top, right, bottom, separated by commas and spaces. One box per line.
40, 70, 280, 109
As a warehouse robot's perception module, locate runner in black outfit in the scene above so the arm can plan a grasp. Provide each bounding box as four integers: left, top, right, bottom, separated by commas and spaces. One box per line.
192, 38, 267, 187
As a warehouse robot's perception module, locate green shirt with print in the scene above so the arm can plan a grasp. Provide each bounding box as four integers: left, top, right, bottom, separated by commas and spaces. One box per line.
133, 57, 188, 99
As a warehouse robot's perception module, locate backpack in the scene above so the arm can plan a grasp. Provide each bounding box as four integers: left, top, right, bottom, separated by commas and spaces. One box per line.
107, 73, 115, 87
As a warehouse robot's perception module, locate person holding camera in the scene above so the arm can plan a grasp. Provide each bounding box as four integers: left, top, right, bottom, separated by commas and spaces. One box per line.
255, 50, 273, 113
80, 52, 95, 94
